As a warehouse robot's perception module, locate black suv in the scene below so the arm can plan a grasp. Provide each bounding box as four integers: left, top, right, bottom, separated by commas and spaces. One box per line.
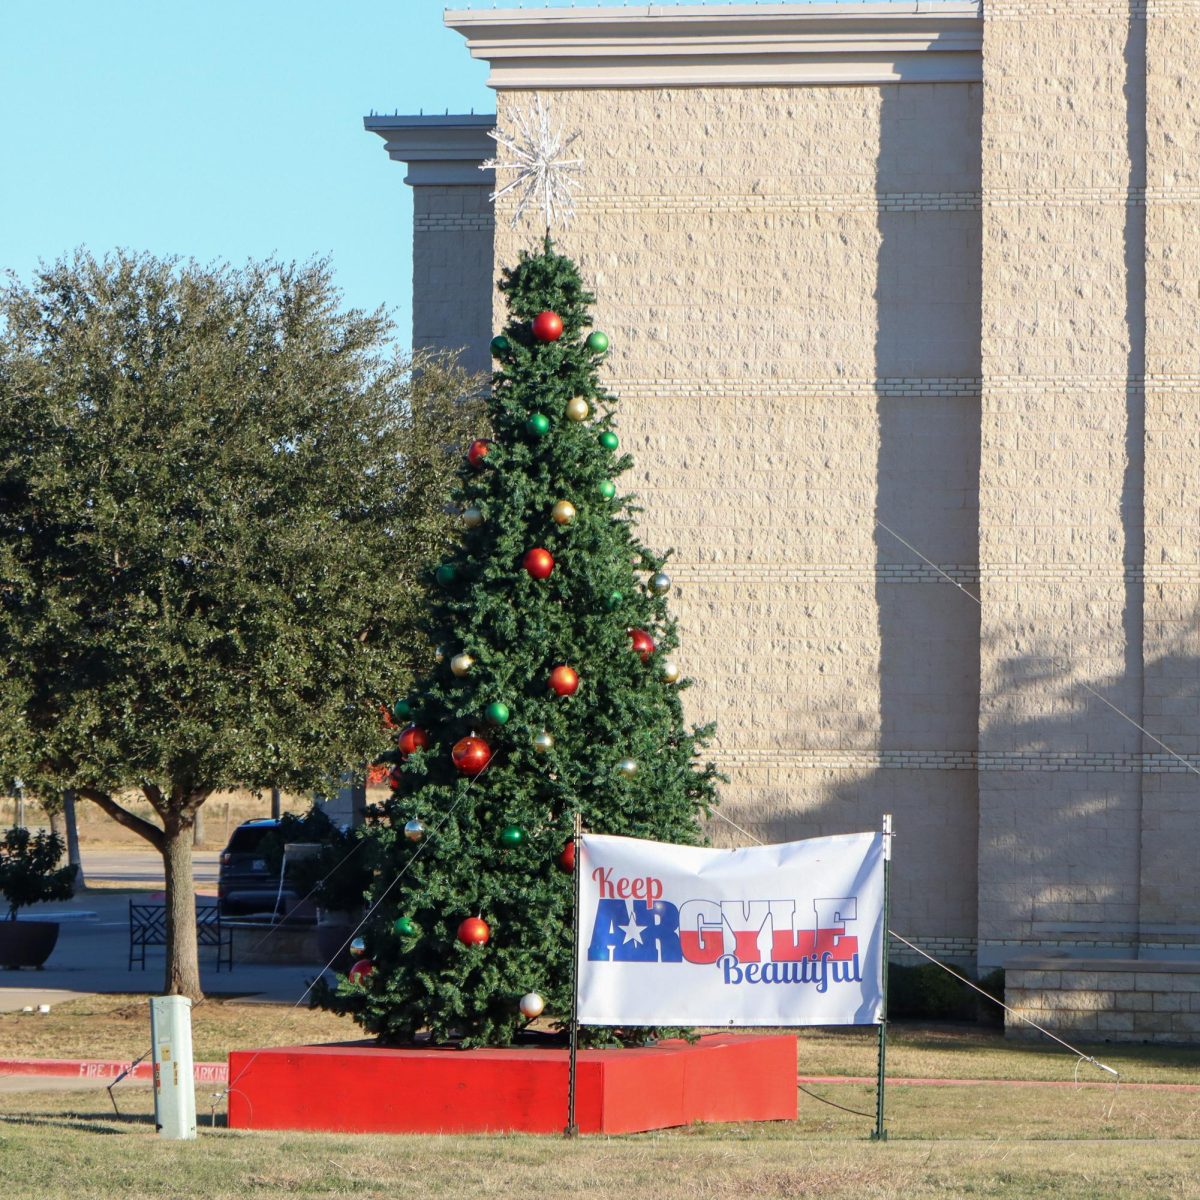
217, 818, 307, 920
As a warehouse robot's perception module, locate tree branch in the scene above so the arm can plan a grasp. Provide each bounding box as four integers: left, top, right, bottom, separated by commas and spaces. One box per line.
143, 782, 168, 819
78, 787, 165, 853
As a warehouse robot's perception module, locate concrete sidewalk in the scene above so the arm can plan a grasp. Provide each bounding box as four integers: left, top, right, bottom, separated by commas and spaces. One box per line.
1, 888, 325, 1012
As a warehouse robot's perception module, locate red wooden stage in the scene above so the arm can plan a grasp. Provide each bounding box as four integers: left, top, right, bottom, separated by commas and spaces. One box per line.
227, 1034, 796, 1135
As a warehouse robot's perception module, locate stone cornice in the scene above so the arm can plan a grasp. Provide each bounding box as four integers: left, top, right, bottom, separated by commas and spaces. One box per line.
363, 114, 496, 186
444, 3, 983, 89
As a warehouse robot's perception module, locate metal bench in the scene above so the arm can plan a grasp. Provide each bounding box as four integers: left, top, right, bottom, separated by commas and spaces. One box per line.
128, 900, 233, 972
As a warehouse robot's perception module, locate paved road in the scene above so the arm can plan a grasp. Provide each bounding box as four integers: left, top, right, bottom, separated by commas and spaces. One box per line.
80, 848, 219, 890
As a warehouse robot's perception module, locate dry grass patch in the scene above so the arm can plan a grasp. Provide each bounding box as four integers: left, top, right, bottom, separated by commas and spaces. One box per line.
0, 994, 357, 1062
0, 1088, 1199, 1200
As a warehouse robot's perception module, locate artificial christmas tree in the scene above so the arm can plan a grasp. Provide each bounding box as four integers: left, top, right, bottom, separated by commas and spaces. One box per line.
319, 239, 719, 1046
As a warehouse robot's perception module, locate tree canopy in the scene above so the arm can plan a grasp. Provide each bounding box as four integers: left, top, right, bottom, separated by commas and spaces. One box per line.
0, 250, 484, 994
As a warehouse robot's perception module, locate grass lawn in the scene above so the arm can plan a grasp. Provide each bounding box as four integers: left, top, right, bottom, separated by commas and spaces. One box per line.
2, 1000, 1198, 1197
0, 1083, 1198, 1200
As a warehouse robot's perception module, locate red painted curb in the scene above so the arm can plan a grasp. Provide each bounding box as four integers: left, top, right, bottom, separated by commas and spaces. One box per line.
798, 1074, 1199, 1093
0, 1058, 227, 1083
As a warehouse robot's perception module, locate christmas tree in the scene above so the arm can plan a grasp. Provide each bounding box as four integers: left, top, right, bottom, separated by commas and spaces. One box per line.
321, 239, 720, 1046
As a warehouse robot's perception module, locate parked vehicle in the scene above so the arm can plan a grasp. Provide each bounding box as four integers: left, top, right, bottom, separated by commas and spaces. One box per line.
217, 818, 310, 921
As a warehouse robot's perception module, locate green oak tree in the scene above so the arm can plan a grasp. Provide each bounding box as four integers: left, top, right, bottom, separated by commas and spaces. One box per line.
319, 239, 720, 1046
0, 251, 483, 997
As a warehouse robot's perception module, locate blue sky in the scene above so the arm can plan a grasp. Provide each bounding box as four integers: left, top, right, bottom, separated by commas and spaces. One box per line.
0, 0, 492, 349
1, 1, 875, 349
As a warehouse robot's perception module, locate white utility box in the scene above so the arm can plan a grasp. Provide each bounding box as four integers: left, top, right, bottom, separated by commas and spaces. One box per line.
150, 995, 197, 1139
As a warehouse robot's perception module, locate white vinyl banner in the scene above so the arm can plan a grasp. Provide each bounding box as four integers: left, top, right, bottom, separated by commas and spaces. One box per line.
577, 832, 885, 1027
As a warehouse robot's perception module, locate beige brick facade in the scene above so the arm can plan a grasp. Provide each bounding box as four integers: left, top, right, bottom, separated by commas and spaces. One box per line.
374, 3, 1200, 975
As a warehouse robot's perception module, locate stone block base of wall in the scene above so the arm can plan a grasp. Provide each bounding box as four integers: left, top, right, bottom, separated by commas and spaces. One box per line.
1005, 959, 1200, 1044
889, 934, 977, 969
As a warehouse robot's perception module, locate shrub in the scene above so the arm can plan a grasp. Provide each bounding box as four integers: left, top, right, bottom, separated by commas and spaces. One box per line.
887, 961, 978, 1021
0, 827, 76, 920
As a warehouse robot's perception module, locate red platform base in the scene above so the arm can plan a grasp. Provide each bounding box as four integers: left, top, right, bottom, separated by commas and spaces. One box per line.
227, 1034, 796, 1135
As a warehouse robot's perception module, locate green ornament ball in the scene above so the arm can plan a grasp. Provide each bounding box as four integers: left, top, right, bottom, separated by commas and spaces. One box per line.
393, 916, 417, 937
485, 701, 511, 726
435, 564, 457, 587
526, 413, 551, 437
499, 824, 524, 849
490, 335, 510, 358
391, 698, 412, 721
605, 590, 624, 611
586, 331, 610, 354
598, 480, 617, 501
599, 430, 619, 452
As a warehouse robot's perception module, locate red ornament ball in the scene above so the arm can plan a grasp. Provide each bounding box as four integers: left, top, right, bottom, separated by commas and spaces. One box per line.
387, 765, 404, 791
531, 310, 564, 342
467, 438, 491, 469
629, 628, 656, 662
457, 916, 491, 946
548, 665, 579, 696
397, 724, 430, 757
452, 735, 493, 776
558, 840, 576, 873
348, 959, 374, 984
522, 547, 555, 580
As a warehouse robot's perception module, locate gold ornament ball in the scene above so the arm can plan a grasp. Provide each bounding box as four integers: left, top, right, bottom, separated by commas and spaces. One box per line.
433, 644, 448, 663
463, 506, 484, 529
660, 658, 681, 684
649, 571, 672, 596
519, 992, 546, 1019
533, 730, 555, 754
565, 397, 590, 422
616, 757, 639, 778
552, 500, 576, 526
450, 653, 475, 677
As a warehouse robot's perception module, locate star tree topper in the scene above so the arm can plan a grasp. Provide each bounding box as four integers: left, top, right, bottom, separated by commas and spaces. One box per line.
482, 97, 584, 230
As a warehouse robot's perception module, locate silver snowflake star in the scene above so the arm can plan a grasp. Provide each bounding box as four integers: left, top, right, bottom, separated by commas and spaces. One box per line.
482, 97, 584, 230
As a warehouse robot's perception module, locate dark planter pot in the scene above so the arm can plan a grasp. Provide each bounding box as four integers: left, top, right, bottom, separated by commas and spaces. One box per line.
315, 911, 360, 974
0, 920, 60, 969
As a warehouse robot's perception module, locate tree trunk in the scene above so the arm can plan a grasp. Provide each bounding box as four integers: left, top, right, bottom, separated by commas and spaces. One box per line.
270, 787, 282, 821
63, 791, 85, 889
48, 807, 63, 842
162, 815, 203, 1000
192, 806, 205, 848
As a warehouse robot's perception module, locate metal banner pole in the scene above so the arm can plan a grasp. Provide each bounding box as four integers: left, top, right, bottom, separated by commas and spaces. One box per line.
872, 812, 893, 1142
564, 810, 582, 1137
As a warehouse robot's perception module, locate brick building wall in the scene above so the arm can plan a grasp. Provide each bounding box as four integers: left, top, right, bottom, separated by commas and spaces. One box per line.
372, 3, 1200, 971
487, 80, 983, 954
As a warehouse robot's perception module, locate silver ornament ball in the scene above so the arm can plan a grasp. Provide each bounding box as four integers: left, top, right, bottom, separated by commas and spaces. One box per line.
518, 991, 546, 1019
533, 729, 555, 754
349, 936, 367, 958
616, 757, 639, 779
404, 818, 425, 842
462, 506, 484, 529
649, 572, 672, 596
